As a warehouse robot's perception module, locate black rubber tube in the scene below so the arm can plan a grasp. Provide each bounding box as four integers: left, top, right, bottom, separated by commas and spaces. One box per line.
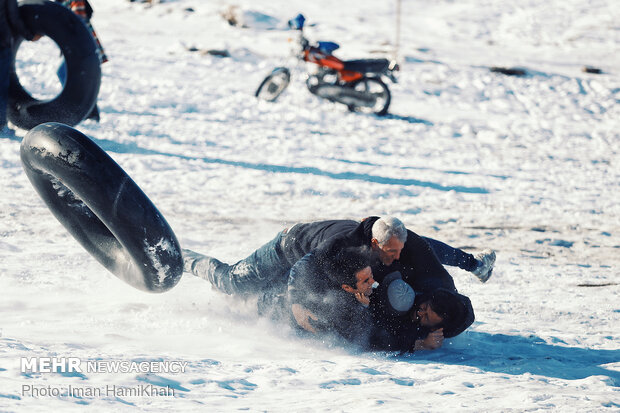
20, 123, 183, 293
8, 0, 101, 130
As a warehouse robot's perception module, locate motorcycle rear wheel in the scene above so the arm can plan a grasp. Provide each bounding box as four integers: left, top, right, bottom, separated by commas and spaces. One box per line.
347, 77, 391, 116
255, 67, 291, 102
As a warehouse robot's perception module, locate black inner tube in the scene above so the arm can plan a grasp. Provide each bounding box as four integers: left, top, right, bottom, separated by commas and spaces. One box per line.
20, 123, 183, 293
9, 0, 101, 130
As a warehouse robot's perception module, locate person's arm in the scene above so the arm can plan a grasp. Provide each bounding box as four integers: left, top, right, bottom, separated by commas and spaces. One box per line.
287, 252, 318, 305
291, 303, 318, 333
329, 299, 373, 346
287, 252, 325, 333
6, 0, 34, 40
400, 230, 457, 292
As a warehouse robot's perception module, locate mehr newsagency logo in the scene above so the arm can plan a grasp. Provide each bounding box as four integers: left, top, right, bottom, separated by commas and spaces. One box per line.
21, 357, 188, 374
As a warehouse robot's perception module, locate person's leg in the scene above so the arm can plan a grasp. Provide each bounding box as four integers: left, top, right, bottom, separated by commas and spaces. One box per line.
422, 236, 478, 272
0, 47, 12, 130
86, 104, 100, 122
471, 249, 496, 282
183, 231, 291, 296
422, 236, 496, 282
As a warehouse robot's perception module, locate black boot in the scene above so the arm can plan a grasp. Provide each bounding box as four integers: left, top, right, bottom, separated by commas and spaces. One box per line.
86, 105, 100, 122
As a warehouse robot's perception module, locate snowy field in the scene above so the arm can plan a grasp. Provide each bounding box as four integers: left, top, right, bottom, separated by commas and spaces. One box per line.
1, 0, 619, 411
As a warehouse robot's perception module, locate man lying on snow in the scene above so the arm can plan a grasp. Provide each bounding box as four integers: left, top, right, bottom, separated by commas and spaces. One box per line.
183, 216, 485, 350
183, 216, 495, 297
283, 216, 480, 334
279, 244, 473, 351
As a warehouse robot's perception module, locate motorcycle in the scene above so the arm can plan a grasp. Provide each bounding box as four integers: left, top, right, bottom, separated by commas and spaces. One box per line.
255, 14, 399, 116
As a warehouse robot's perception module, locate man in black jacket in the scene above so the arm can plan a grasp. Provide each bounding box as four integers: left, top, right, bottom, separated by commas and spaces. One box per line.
286, 245, 377, 347
283, 221, 475, 345
183, 216, 495, 297
367, 272, 474, 352
183, 217, 482, 343
281, 247, 473, 352
1, 0, 34, 136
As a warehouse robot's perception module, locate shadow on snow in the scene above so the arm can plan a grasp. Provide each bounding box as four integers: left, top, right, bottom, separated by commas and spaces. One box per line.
395, 330, 620, 386
92, 137, 488, 194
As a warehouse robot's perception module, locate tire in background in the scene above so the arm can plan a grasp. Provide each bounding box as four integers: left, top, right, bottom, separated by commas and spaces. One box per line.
9, 0, 101, 130
255, 67, 290, 102
349, 77, 391, 116
20, 123, 183, 293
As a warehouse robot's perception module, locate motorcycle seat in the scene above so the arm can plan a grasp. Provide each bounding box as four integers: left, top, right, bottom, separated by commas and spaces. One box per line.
342, 58, 390, 74
317, 41, 340, 54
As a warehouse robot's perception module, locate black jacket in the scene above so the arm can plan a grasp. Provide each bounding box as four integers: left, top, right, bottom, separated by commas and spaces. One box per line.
308, 287, 373, 346
285, 251, 372, 346
1, 0, 33, 49
287, 217, 456, 301
283, 217, 462, 349
368, 316, 428, 352
324, 216, 456, 290
281, 220, 359, 265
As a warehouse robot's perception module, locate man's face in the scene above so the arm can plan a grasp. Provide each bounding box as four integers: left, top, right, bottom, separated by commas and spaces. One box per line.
353, 266, 375, 297
372, 235, 405, 266
416, 301, 444, 328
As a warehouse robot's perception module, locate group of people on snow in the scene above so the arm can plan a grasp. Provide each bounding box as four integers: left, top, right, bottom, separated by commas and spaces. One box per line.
183, 216, 495, 352
3, 0, 497, 353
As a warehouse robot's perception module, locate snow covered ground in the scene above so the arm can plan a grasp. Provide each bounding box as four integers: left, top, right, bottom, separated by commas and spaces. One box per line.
1, 0, 619, 410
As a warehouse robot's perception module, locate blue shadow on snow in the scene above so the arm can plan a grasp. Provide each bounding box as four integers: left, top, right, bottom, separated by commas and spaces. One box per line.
394, 330, 620, 386
92, 137, 488, 194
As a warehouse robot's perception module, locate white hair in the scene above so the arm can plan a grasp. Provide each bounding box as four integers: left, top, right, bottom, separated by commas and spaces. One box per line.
371, 216, 407, 246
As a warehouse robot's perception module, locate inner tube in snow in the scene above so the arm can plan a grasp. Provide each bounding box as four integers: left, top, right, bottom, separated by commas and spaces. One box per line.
8, 0, 101, 130
20, 123, 183, 293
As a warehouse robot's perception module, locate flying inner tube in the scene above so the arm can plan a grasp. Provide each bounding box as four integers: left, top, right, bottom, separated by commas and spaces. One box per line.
20, 123, 183, 293
9, 0, 101, 130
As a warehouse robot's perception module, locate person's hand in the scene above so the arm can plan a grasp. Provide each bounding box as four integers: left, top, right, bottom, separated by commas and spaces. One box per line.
414, 328, 444, 351
291, 304, 318, 333
423, 328, 444, 350
354, 292, 370, 307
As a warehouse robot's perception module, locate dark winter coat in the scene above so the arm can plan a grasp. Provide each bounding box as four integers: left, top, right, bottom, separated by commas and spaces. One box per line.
286, 252, 428, 351
286, 217, 457, 305
368, 315, 428, 352
286, 251, 373, 346
283, 217, 464, 349
280, 220, 359, 265
321, 216, 456, 291
1, 0, 34, 49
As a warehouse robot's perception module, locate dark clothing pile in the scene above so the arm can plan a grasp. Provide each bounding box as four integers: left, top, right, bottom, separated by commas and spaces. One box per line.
185, 217, 474, 351
286, 217, 457, 308
284, 218, 466, 350
280, 220, 359, 265
368, 286, 475, 351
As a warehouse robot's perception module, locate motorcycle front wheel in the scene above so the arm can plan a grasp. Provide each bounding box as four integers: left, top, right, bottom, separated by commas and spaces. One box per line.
348, 77, 391, 116
255, 67, 291, 102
